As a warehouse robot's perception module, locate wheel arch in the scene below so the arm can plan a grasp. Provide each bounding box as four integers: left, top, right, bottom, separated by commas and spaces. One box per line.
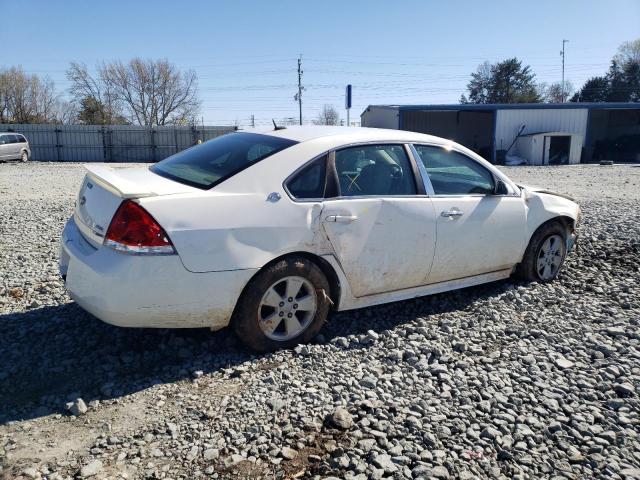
530, 215, 575, 241
231, 251, 342, 320
521, 214, 575, 262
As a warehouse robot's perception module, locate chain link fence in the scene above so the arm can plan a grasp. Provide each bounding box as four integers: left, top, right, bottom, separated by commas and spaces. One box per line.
0, 124, 236, 162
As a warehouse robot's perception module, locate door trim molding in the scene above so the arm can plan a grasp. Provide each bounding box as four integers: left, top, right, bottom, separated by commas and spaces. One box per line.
321, 251, 512, 311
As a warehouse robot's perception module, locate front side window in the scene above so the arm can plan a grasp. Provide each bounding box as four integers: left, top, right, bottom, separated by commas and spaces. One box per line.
414, 145, 494, 195
287, 155, 327, 200
335, 144, 416, 197
151, 132, 297, 189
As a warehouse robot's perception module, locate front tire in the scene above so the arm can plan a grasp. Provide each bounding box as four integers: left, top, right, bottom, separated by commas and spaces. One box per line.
517, 221, 568, 282
232, 256, 331, 352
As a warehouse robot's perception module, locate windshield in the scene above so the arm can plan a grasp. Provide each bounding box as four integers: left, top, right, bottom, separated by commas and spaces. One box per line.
150, 132, 297, 189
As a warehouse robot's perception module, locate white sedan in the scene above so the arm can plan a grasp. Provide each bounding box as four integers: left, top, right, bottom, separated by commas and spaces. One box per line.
60, 126, 580, 351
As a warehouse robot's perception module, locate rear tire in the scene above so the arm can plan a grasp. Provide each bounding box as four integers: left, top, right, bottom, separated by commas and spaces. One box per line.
21, 151, 28, 162
516, 221, 568, 282
232, 256, 331, 352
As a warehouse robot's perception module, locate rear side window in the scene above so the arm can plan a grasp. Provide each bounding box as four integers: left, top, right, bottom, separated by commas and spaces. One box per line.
287, 155, 327, 200
335, 144, 416, 197
414, 145, 494, 195
17, 135, 26, 143
8, 134, 19, 144
151, 132, 297, 189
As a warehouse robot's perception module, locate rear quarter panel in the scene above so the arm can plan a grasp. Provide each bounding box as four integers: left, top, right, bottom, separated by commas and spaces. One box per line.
141, 192, 330, 272
139, 139, 343, 273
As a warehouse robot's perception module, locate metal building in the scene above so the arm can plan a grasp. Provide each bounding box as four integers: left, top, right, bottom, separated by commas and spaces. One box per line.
361, 103, 640, 164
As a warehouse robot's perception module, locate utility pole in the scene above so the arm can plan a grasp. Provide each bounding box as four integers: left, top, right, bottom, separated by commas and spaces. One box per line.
561, 39, 569, 103
251, 114, 255, 128
296, 55, 303, 125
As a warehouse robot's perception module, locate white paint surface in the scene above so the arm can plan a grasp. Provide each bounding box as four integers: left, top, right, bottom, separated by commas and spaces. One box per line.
60, 126, 581, 329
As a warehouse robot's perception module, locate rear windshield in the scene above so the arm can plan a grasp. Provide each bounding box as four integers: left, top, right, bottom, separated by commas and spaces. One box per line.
150, 132, 297, 189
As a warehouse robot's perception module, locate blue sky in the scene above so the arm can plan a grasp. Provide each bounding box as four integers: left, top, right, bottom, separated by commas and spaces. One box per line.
2, 0, 639, 126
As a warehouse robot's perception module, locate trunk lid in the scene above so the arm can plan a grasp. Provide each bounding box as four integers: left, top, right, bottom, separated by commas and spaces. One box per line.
74, 165, 196, 247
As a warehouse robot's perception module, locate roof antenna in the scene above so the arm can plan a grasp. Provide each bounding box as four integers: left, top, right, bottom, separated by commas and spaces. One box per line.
272, 119, 286, 131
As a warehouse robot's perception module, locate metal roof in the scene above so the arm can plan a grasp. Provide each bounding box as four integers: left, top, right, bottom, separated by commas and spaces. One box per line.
367, 102, 640, 112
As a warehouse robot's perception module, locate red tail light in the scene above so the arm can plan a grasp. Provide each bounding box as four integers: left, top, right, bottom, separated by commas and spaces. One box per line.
104, 200, 175, 255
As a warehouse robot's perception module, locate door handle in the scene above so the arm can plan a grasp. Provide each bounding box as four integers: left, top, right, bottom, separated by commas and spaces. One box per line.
441, 210, 464, 218
325, 215, 358, 223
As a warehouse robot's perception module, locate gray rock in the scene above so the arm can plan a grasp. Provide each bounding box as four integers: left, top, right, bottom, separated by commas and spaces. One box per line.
68, 398, 88, 416
223, 454, 245, 468
604, 326, 626, 337
555, 357, 574, 369
614, 382, 635, 397
79, 460, 102, 478
203, 448, 219, 461
21, 468, 39, 479
281, 446, 297, 460
328, 407, 354, 430
372, 453, 397, 473
360, 376, 377, 389
431, 465, 451, 479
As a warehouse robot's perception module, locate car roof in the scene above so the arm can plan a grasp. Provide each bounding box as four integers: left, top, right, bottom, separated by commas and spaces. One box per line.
240, 125, 449, 146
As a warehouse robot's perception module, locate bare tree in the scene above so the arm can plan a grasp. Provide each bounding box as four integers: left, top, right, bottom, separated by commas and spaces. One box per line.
0, 67, 59, 123
66, 59, 199, 126
614, 39, 640, 65
539, 81, 574, 103
53, 99, 78, 124
67, 62, 121, 124
314, 104, 340, 125
99, 58, 200, 126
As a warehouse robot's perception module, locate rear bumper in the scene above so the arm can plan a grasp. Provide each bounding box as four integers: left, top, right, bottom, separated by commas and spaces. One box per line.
59, 217, 257, 329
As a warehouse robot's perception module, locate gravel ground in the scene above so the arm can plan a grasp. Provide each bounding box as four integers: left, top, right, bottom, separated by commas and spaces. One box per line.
1, 162, 639, 480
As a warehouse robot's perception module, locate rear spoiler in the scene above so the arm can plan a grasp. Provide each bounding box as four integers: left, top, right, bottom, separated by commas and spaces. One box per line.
83, 165, 155, 199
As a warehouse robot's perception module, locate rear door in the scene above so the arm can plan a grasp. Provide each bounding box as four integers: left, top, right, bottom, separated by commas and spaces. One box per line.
7, 135, 20, 159
321, 144, 437, 297
413, 144, 527, 284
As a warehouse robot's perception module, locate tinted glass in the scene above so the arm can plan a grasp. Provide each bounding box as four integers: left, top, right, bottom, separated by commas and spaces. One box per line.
414, 145, 494, 195
335, 144, 416, 197
8, 134, 19, 144
151, 132, 297, 189
17, 135, 26, 143
287, 155, 327, 199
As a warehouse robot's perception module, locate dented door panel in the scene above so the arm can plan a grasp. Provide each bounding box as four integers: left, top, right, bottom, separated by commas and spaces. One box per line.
141, 192, 327, 273
321, 197, 437, 297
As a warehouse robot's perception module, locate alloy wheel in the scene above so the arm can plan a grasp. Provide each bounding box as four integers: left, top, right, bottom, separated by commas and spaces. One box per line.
536, 234, 565, 280
258, 276, 317, 341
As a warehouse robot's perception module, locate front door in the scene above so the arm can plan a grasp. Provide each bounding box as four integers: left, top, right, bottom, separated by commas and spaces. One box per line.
413, 144, 528, 284
321, 144, 437, 297
428, 196, 527, 283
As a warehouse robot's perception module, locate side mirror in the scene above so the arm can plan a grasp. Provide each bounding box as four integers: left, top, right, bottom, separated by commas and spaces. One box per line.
494, 180, 509, 195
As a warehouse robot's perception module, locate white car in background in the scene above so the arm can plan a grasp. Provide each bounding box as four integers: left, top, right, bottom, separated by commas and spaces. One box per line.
60, 126, 580, 351
0, 132, 30, 162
